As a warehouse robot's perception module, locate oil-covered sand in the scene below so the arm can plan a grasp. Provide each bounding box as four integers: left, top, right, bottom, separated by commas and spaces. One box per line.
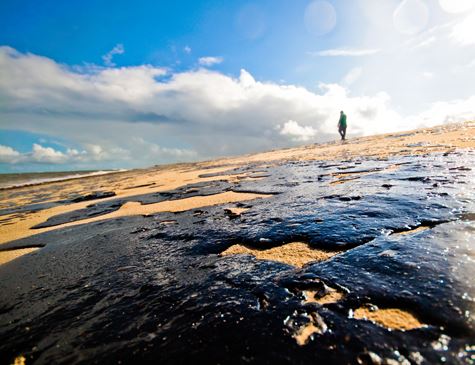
0, 122, 474, 364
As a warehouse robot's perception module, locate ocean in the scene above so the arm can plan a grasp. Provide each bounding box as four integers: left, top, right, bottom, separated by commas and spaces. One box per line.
0, 170, 126, 189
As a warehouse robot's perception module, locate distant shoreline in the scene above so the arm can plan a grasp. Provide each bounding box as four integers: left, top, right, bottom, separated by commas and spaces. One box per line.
1, 121, 473, 190
0, 169, 128, 190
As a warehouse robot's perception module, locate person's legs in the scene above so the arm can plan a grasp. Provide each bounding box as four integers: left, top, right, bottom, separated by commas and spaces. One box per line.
342, 127, 346, 140
338, 127, 344, 140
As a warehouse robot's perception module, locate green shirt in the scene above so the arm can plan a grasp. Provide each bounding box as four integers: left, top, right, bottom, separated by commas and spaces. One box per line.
339, 113, 347, 128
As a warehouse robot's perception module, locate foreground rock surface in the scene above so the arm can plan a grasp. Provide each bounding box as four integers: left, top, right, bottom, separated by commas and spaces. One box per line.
0, 124, 474, 364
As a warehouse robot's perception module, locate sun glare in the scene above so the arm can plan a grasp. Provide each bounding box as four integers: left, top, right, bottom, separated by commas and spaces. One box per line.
439, 0, 475, 14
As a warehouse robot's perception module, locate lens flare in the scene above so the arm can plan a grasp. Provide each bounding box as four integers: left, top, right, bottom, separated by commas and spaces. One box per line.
304, 1, 337, 36
393, 0, 429, 35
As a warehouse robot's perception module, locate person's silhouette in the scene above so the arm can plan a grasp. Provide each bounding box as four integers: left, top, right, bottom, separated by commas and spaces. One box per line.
338, 111, 347, 140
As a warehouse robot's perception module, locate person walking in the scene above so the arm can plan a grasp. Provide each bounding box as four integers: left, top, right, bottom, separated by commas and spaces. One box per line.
338, 110, 347, 140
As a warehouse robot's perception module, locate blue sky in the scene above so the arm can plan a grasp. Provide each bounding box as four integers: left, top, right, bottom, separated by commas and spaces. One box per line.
1, 0, 475, 172
0, 0, 357, 84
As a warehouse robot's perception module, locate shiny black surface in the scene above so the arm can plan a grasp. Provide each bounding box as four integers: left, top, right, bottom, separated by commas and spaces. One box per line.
0, 151, 474, 364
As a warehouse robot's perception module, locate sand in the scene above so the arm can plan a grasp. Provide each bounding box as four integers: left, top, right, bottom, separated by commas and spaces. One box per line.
215, 121, 475, 165
303, 288, 344, 305
0, 248, 39, 266
221, 242, 341, 268
225, 207, 249, 215
0, 164, 243, 210
1, 121, 474, 266
353, 307, 425, 331
0, 192, 270, 245
11, 355, 26, 365
292, 313, 328, 346
394, 226, 431, 236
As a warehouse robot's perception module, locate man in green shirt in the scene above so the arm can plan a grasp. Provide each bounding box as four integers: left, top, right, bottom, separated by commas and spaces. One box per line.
338, 110, 347, 140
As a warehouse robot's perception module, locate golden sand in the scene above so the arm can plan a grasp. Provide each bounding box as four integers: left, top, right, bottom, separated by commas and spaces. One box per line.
294, 322, 320, 346
303, 288, 344, 305
214, 121, 475, 166
0, 248, 39, 265
394, 226, 431, 236
0, 164, 242, 211
11, 355, 26, 365
221, 242, 341, 268
292, 313, 328, 346
353, 307, 425, 331
0, 192, 270, 245
0, 162, 266, 264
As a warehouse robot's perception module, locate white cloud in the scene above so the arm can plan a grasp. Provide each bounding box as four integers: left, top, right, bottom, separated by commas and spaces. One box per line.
439, 0, 475, 14
184, 46, 192, 54
0, 141, 128, 166
450, 12, 475, 46
31, 143, 68, 163
312, 48, 380, 57
198, 56, 223, 66
102, 44, 125, 67
0, 46, 474, 169
133, 137, 197, 160
343, 67, 363, 86
414, 95, 475, 124
280, 120, 317, 142
334, 0, 475, 116
0, 145, 21, 163
411, 36, 437, 49
83, 144, 107, 161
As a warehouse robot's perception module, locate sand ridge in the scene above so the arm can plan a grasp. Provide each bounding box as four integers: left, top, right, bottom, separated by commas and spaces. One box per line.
210, 121, 475, 166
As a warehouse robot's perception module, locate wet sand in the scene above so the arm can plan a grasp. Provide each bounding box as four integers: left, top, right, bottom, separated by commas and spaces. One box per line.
221, 242, 341, 268
353, 307, 426, 331
303, 288, 344, 305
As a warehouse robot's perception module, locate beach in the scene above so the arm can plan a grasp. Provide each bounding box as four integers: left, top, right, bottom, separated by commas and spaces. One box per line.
2, 122, 473, 252
0, 121, 474, 364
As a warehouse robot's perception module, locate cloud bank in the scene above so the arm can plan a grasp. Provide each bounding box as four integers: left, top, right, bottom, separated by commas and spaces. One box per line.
0, 46, 474, 170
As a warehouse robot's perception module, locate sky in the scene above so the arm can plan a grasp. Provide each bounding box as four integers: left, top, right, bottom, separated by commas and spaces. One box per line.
1, 0, 475, 172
